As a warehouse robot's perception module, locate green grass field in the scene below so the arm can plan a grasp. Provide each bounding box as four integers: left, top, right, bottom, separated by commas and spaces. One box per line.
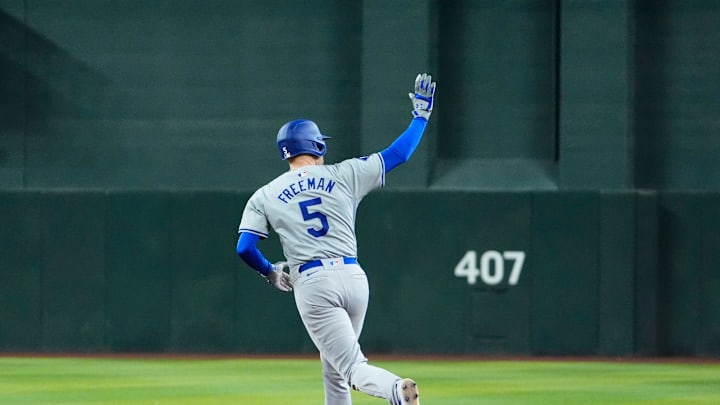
1, 356, 719, 404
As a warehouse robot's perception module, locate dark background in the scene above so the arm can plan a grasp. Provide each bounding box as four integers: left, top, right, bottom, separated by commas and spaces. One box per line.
1, 0, 719, 356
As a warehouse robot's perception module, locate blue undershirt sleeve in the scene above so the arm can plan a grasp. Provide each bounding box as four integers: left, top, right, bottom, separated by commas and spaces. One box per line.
379, 117, 428, 173
236, 232, 274, 276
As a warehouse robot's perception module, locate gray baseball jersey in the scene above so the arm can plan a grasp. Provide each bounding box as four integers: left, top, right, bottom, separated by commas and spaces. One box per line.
238, 153, 385, 267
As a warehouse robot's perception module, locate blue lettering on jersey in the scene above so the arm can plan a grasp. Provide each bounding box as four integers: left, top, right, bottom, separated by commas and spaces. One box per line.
277, 177, 336, 204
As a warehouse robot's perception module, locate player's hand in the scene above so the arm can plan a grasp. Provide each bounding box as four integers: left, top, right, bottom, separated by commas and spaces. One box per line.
265, 261, 293, 292
408, 73, 436, 121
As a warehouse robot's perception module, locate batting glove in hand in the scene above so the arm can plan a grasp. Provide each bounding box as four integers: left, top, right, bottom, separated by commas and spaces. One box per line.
408, 73, 436, 120
265, 261, 293, 292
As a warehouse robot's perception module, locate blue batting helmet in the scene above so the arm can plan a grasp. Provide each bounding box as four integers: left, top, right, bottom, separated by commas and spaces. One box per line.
276, 119, 331, 160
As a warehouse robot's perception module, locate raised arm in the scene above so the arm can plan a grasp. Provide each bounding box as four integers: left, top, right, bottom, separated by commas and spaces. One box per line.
380, 73, 437, 173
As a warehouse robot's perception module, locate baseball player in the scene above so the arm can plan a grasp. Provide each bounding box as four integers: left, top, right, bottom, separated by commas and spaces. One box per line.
236, 73, 436, 405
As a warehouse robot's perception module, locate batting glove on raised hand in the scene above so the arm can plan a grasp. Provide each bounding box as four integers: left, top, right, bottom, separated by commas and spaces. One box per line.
264, 261, 293, 292
408, 73, 436, 121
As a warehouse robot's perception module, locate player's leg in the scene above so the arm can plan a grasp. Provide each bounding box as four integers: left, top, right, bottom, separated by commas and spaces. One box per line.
320, 353, 352, 405
341, 266, 416, 403
294, 268, 399, 401
345, 268, 369, 338
302, 303, 397, 399
293, 270, 357, 405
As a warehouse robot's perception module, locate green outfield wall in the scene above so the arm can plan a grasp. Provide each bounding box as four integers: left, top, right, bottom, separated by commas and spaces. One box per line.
2, 1, 720, 191
1, 1, 720, 356
1, 190, 719, 357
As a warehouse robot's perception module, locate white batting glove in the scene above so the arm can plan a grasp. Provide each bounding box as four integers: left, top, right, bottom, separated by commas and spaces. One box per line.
264, 261, 293, 292
408, 73, 436, 120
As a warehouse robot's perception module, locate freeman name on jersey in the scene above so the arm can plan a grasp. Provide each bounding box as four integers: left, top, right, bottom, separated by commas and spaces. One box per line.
277, 176, 336, 204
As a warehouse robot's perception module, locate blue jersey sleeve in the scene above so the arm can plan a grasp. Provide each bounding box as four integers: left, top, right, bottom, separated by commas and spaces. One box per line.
236, 232, 274, 276
379, 117, 428, 173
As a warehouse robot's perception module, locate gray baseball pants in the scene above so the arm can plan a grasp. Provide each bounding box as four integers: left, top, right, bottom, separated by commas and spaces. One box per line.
291, 260, 400, 405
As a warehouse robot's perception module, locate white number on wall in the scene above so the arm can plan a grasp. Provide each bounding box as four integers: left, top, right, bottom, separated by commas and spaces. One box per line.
454, 250, 525, 286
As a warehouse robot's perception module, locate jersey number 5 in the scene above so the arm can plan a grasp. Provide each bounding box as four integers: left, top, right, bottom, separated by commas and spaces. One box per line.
299, 197, 329, 237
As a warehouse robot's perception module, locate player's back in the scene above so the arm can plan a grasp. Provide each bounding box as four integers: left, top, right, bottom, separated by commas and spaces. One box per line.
258, 154, 384, 267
